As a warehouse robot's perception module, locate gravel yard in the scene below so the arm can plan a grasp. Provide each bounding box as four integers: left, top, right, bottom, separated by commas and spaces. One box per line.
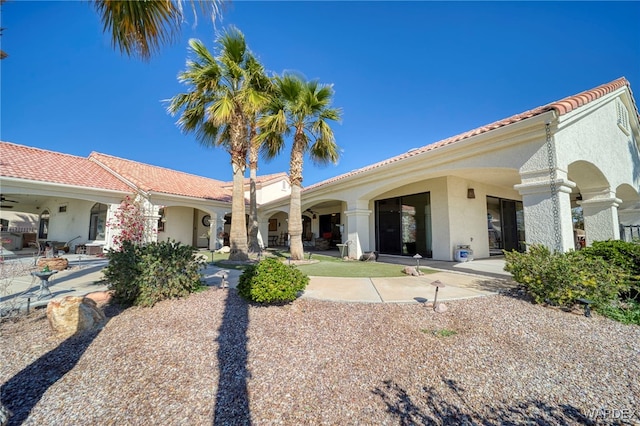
1, 288, 639, 425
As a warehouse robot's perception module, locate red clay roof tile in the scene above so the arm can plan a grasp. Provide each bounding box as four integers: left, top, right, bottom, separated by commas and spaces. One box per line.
89, 152, 232, 202
0, 141, 133, 192
305, 77, 635, 191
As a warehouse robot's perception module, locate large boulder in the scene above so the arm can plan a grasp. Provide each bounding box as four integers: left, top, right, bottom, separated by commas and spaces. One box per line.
46, 296, 106, 337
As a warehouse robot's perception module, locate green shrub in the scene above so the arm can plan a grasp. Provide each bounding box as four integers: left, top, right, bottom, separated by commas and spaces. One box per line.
580, 240, 640, 297
596, 299, 640, 325
104, 239, 205, 307
504, 245, 628, 308
103, 240, 142, 305
237, 257, 309, 304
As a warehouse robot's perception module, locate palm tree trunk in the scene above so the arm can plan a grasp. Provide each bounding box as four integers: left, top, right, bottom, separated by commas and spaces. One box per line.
288, 133, 305, 260
248, 164, 260, 253
288, 184, 304, 260
229, 161, 249, 261
229, 114, 249, 261
247, 130, 261, 254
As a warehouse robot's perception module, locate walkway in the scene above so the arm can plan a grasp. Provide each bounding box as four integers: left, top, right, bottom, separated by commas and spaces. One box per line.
1, 252, 515, 315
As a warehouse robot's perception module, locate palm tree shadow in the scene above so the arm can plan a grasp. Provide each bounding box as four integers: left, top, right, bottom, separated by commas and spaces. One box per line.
372, 376, 597, 425
213, 289, 251, 425
0, 303, 122, 425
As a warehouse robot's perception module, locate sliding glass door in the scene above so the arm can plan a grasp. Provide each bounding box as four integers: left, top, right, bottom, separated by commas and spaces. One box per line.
376, 192, 432, 257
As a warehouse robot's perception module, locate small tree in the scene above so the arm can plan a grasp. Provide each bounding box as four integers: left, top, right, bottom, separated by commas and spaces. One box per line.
107, 195, 151, 250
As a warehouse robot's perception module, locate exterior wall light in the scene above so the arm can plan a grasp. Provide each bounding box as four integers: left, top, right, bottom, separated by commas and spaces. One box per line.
467, 188, 476, 199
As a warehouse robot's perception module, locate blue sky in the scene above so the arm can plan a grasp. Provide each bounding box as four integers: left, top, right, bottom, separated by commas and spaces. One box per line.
2, 1, 639, 186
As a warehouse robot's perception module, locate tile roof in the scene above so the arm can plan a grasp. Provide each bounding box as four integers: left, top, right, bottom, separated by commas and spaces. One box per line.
0, 141, 133, 192
222, 172, 289, 188
89, 152, 232, 202
305, 77, 635, 192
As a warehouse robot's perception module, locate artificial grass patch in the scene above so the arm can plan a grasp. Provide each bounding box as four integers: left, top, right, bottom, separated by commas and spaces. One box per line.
295, 253, 436, 278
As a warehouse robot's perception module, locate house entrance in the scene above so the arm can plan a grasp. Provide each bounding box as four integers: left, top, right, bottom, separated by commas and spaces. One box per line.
375, 192, 432, 257
319, 213, 341, 247
487, 196, 525, 254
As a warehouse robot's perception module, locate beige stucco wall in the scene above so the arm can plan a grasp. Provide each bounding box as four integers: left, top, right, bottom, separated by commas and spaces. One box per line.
158, 206, 193, 246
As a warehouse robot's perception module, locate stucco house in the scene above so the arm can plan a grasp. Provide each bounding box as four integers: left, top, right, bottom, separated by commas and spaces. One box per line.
260, 77, 640, 260
1, 77, 639, 260
0, 144, 290, 254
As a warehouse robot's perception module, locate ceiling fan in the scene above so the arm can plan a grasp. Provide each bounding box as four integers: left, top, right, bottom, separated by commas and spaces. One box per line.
0, 195, 18, 209
0, 195, 18, 203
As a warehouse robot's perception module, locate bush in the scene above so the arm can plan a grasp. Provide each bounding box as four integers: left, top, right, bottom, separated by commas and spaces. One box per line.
504, 245, 628, 308
237, 257, 309, 304
104, 239, 205, 307
103, 240, 142, 305
596, 299, 640, 325
580, 240, 640, 297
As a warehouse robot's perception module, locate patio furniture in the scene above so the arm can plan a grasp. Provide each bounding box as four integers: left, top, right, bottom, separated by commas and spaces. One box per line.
336, 240, 351, 258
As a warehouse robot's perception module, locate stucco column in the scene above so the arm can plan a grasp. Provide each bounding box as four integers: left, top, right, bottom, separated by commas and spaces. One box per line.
212, 210, 228, 250
145, 203, 161, 245
579, 190, 621, 245
257, 217, 269, 250
344, 201, 371, 259
515, 171, 576, 252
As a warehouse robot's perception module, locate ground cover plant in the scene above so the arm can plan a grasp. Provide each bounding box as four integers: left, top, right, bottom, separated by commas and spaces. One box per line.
504, 242, 640, 324
207, 249, 436, 277
278, 251, 436, 278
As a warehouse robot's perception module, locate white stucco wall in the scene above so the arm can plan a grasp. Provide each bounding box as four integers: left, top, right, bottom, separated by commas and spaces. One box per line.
250, 179, 291, 204
37, 199, 105, 248
158, 206, 193, 246
555, 95, 640, 195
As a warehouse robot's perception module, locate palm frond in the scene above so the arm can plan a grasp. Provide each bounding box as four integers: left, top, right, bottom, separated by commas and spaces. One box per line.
93, 0, 223, 60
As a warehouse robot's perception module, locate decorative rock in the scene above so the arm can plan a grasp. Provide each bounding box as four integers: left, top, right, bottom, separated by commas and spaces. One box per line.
359, 251, 378, 262
46, 296, 106, 337
217, 246, 231, 254
434, 303, 448, 313
84, 290, 114, 307
37, 257, 69, 271
402, 266, 421, 276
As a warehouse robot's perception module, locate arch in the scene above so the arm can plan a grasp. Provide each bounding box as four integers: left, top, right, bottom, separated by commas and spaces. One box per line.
89, 203, 108, 240
616, 183, 640, 208
567, 161, 610, 192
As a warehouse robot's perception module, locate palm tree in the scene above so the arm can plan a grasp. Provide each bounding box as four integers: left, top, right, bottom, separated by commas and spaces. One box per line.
168, 27, 263, 261
245, 54, 273, 253
92, 0, 223, 60
257, 73, 341, 260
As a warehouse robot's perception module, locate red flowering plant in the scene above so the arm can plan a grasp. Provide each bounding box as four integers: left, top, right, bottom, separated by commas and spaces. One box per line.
107, 195, 149, 251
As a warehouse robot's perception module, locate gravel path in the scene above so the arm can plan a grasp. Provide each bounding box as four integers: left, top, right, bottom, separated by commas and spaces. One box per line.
1, 288, 639, 425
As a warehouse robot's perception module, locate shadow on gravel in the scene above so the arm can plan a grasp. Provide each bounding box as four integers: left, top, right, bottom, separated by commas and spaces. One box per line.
0, 303, 122, 426
372, 377, 596, 425
213, 290, 251, 425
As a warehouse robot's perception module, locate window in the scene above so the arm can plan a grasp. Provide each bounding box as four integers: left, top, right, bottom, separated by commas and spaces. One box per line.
158, 208, 165, 232
269, 218, 278, 231
58, 204, 67, 213
617, 98, 630, 135
89, 203, 108, 240
38, 210, 50, 239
